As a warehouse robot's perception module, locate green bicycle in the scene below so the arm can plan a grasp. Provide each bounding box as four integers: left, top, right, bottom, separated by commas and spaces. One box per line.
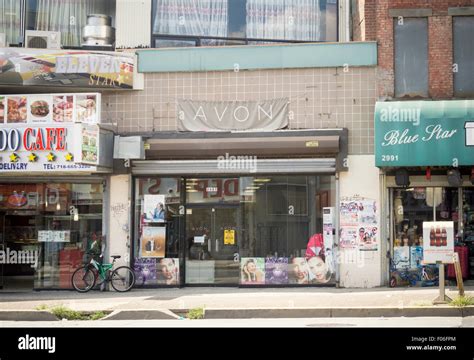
71, 252, 136, 293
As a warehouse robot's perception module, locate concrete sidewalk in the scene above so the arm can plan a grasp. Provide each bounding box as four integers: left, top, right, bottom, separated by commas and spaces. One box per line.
0, 286, 472, 320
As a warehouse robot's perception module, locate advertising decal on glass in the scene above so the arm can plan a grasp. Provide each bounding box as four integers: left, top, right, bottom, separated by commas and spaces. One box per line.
240, 257, 265, 285
143, 194, 166, 223
140, 226, 166, 258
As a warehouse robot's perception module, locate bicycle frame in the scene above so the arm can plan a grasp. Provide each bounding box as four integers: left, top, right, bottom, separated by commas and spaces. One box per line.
89, 258, 114, 281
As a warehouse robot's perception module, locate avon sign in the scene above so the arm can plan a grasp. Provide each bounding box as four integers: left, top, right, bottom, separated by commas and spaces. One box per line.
178, 98, 289, 131
375, 100, 474, 167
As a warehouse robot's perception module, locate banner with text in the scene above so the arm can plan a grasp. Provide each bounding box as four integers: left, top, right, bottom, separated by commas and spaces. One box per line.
0, 48, 134, 89
178, 98, 289, 131
375, 100, 474, 167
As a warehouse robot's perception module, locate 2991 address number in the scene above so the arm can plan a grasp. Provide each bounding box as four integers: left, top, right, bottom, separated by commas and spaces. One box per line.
381, 155, 399, 162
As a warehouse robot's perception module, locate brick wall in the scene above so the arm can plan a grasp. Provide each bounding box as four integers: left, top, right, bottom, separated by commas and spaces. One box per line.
358, 0, 474, 99
351, 0, 376, 42
103, 66, 377, 155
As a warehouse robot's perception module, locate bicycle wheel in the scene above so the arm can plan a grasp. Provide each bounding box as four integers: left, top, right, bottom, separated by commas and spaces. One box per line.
71, 266, 96, 292
110, 266, 136, 292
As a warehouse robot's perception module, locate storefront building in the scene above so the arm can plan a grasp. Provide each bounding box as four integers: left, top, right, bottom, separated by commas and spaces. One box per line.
107, 41, 380, 288
130, 130, 345, 286
0, 93, 114, 290
0, 26, 142, 290
375, 100, 474, 287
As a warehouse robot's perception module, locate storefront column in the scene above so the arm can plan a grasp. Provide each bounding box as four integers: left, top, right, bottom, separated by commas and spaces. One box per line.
339, 155, 382, 288
379, 171, 389, 286
107, 175, 132, 267
335, 173, 341, 286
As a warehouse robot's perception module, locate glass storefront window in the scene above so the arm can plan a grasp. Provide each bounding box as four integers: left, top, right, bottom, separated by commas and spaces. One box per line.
134, 178, 183, 287
390, 187, 462, 287
0, 182, 103, 290
133, 175, 336, 287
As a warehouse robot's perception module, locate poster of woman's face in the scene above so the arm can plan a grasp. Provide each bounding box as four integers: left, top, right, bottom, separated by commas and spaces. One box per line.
156, 258, 180, 285
289, 257, 310, 284
240, 257, 265, 285
289, 256, 332, 284
143, 194, 166, 223
140, 226, 166, 258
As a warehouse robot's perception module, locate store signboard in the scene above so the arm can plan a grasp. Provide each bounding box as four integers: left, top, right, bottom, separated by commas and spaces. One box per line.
0, 124, 105, 172
375, 100, 474, 167
0, 93, 101, 124
0, 48, 134, 90
178, 98, 289, 131
422, 221, 455, 264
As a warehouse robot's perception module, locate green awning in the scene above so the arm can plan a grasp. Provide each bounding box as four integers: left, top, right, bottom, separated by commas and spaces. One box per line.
374, 100, 474, 167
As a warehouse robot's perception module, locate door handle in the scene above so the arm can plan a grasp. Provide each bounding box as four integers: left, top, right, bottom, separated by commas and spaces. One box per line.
208, 239, 211, 253
215, 239, 219, 252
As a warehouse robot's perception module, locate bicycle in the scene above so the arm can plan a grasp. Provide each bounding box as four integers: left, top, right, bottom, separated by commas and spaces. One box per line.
71, 252, 136, 293
389, 259, 419, 287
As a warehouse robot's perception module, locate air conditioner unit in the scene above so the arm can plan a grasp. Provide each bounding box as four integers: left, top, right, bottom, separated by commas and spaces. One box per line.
0, 33, 6, 47
25, 30, 61, 49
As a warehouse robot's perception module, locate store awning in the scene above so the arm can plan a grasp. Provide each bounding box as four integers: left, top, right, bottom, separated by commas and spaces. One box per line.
139, 129, 348, 172
374, 100, 474, 167
132, 158, 337, 175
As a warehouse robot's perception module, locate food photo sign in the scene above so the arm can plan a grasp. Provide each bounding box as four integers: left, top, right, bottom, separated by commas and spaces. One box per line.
0, 93, 100, 125
0, 93, 103, 172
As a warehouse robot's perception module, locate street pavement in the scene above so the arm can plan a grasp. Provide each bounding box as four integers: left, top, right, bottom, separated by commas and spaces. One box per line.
0, 286, 473, 320
0, 316, 471, 327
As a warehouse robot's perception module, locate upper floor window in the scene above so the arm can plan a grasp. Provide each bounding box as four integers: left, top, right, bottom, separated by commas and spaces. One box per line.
394, 18, 428, 98
0, 1, 22, 45
453, 16, 474, 97
0, 0, 115, 47
151, 0, 338, 47
28, 0, 115, 47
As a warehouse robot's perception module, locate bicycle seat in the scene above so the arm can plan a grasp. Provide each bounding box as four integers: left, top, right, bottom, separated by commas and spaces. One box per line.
111, 255, 121, 259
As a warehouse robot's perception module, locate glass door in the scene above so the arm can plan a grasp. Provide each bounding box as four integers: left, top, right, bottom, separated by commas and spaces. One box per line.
185, 206, 240, 285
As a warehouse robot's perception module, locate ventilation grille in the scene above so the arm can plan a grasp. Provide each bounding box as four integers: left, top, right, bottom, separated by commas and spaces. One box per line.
27, 36, 48, 49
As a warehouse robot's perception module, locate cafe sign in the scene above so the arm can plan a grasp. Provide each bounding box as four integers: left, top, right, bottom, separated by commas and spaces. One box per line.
375, 100, 474, 167
0, 124, 103, 172
0, 48, 135, 89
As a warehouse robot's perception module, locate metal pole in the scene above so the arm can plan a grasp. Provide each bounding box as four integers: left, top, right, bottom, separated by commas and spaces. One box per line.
433, 261, 452, 304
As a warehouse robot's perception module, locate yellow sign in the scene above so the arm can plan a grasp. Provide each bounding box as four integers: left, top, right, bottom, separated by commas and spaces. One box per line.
305, 141, 319, 147
224, 229, 235, 245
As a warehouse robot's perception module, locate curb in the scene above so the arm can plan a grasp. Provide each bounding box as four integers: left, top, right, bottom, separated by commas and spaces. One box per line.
171, 307, 465, 319
102, 309, 179, 320
0, 311, 59, 321
0, 306, 471, 321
